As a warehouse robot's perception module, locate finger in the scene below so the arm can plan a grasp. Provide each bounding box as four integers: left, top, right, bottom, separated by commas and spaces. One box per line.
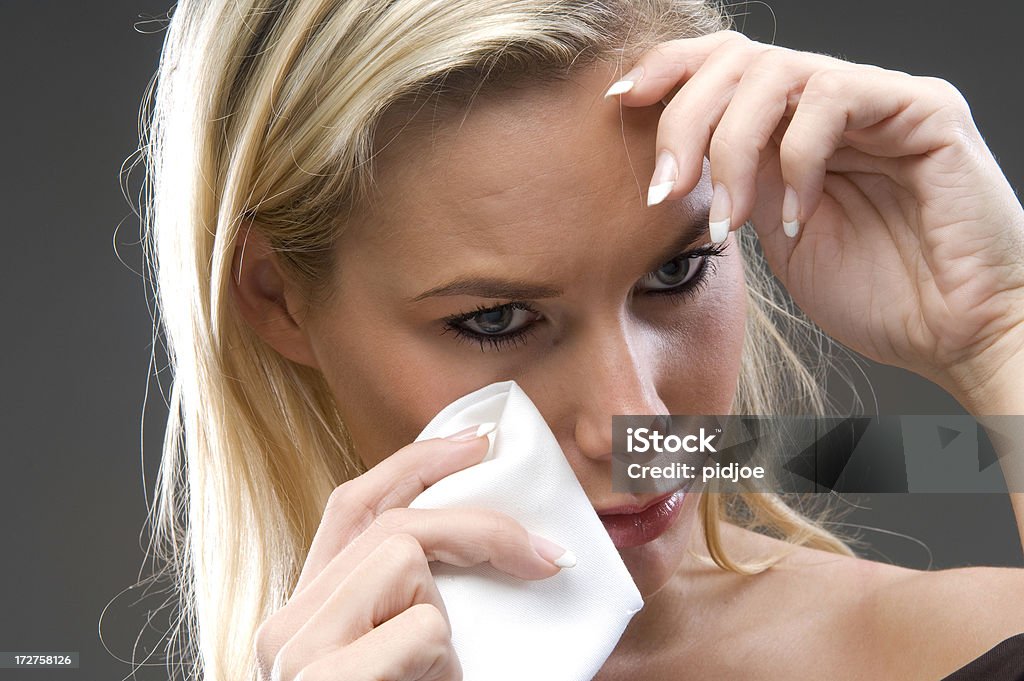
707, 48, 853, 235
778, 68, 951, 232
824, 146, 904, 182
287, 506, 568, 633
260, 535, 449, 677
299, 603, 461, 681
295, 424, 496, 594
272, 507, 570, 660
272, 534, 452, 681
646, 37, 769, 206
836, 74, 969, 158
604, 29, 749, 106
329, 506, 565, 587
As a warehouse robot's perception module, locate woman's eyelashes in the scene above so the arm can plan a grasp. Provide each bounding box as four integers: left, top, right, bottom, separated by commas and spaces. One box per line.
636, 242, 727, 302
441, 300, 542, 351
440, 242, 729, 352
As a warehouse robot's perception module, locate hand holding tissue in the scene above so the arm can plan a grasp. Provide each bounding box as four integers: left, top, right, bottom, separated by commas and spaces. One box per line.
409, 380, 644, 681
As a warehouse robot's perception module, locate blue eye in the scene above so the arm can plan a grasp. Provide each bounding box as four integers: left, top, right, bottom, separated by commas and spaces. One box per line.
458, 304, 540, 336
635, 242, 729, 298
442, 301, 542, 351
639, 254, 704, 291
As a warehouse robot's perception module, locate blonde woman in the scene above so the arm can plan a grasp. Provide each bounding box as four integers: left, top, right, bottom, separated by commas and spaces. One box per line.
142, 0, 1024, 679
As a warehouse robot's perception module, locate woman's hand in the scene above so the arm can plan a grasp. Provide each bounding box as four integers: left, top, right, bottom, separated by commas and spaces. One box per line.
254, 426, 569, 681
609, 30, 1024, 413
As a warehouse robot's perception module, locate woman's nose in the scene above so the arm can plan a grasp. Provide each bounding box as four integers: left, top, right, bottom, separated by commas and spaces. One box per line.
568, 323, 668, 462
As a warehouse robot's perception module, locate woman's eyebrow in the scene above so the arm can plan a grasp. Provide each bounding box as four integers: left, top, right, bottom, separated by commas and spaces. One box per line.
410, 215, 711, 302
410, 277, 563, 302
643, 214, 713, 272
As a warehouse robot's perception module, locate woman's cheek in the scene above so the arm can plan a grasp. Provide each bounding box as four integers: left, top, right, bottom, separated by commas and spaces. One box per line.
315, 321, 496, 468
657, 256, 747, 414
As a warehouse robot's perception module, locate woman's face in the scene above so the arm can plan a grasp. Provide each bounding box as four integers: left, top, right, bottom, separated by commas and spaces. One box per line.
301, 61, 747, 596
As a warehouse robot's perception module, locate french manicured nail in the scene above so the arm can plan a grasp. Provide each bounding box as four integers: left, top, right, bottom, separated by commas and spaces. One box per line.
446, 422, 496, 442
647, 149, 678, 207
782, 185, 800, 238
709, 182, 731, 244
528, 533, 576, 568
604, 66, 643, 98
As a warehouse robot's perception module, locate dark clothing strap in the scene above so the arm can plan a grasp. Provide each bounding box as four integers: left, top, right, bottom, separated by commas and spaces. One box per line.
941, 633, 1024, 680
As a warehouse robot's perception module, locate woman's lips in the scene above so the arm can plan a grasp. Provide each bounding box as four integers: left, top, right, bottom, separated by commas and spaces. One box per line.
597, 491, 685, 549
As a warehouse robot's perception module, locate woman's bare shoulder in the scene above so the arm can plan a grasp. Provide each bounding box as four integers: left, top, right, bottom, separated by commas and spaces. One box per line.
714, 522, 1024, 679
861, 559, 1024, 678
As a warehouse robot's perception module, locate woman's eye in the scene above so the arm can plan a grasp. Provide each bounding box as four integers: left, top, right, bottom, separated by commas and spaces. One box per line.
458, 304, 540, 335
637, 254, 707, 292
442, 300, 543, 351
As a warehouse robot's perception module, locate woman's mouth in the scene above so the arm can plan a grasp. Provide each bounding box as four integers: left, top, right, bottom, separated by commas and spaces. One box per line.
597, 490, 685, 549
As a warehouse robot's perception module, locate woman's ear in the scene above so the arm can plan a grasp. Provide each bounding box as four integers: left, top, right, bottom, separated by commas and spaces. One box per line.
230, 222, 321, 369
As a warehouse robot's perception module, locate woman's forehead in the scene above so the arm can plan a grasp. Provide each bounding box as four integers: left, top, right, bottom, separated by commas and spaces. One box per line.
345, 63, 710, 264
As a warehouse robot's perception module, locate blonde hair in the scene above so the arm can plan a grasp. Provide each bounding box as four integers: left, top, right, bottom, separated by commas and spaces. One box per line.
139, 0, 854, 679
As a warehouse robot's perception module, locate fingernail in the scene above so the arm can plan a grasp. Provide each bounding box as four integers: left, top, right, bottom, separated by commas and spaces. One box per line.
604, 66, 643, 98
647, 149, 678, 207
782, 185, 800, 238
709, 182, 731, 244
528, 533, 576, 568
445, 422, 496, 442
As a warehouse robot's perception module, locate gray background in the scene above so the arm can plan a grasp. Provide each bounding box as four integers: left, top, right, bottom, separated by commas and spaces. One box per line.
1, 1, 1021, 679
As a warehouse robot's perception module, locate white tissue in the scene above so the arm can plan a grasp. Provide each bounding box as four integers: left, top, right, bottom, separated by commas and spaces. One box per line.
409, 380, 644, 681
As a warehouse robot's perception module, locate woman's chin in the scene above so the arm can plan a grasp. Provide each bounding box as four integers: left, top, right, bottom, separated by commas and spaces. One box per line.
614, 492, 700, 598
